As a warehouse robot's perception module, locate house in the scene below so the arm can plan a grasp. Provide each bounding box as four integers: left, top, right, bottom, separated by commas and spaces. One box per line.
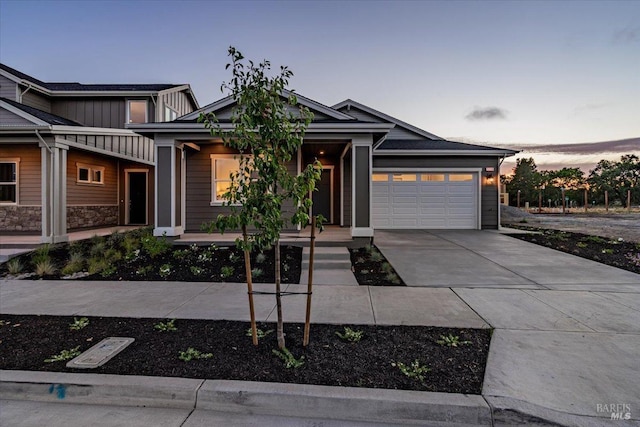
129, 92, 517, 240
0, 63, 199, 243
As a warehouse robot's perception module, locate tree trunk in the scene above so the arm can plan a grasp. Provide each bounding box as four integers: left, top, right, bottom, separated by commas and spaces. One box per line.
274, 238, 285, 349
242, 225, 258, 346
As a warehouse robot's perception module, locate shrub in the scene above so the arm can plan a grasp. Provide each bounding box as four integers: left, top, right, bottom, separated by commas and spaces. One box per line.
141, 234, 172, 258
220, 266, 234, 279
384, 272, 401, 285
31, 244, 51, 265
190, 266, 204, 276
69, 317, 89, 331
6, 258, 24, 275
104, 248, 122, 262
154, 319, 177, 332
35, 259, 56, 277
107, 230, 125, 247
90, 240, 106, 258
179, 347, 213, 362
88, 257, 108, 275
62, 252, 85, 276
369, 251, 383, 262
159, 264, 172, 277
122, 235, 140, 255
251, 268, 263, 278
256, 253, 267, 264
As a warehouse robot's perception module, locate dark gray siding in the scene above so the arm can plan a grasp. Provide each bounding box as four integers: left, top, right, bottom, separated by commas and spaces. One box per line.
343, 150, 351, 227
22, 90, 51, 112
355, 146, 370, 228
0, 107, 33, 125
156, 147, 172, 227
52, 98, 127, 128
0, 75, 18, 100
373, 155, 500, 229
185, 143, 298, 232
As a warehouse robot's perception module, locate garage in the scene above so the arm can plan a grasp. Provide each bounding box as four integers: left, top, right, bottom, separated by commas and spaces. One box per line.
372, 172, 479, 229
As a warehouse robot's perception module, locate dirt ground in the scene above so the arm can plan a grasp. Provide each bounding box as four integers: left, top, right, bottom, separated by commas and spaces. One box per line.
501, 206, 640, 243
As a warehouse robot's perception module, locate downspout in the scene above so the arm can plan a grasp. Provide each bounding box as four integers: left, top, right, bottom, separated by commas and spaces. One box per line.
339, 143, 352, 227
35, 130, 54, 241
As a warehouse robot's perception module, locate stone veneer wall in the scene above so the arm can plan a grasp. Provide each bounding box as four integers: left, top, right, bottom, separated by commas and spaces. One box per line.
0, 206, 42, 231
67, 206, 118, 230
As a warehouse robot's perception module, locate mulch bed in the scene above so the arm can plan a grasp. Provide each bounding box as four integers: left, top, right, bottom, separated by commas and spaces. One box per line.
0, 315, 490, 394
507, 227, 640, 274
349, 246, 406, 286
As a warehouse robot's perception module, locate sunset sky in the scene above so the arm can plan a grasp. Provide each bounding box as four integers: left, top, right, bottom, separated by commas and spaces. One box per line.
1, 0, 638, 169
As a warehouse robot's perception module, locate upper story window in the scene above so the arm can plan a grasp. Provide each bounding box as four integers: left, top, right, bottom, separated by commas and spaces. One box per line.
0, 160, 18, 204
164, 106, 178, 121
77, 163, 105, 185
127, 100, 148, 124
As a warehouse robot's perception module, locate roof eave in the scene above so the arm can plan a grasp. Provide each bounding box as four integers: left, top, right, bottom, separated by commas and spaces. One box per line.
127, 122, 395, 133
374, 149, 518, 156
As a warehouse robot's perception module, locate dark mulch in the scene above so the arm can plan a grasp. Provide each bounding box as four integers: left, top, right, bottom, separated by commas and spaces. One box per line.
349, 246, 406, 286
507, 227, 640, 274
0, 315, 490, 394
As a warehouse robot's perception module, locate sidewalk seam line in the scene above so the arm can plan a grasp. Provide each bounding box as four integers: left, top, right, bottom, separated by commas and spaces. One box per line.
451, 288, 493, 328
367, 286, 377, 325
521, 290, 598, 332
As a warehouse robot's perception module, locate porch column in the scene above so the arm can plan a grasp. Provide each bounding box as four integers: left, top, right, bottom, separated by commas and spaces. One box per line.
154, 137, 184, 237
40, 142, 68, 243
351, 135, 373, 238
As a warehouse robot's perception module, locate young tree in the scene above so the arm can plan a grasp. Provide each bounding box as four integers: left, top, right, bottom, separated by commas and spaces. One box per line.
199, 47, 322, 349
507, 158, 542, 205
588, 155, 640, 205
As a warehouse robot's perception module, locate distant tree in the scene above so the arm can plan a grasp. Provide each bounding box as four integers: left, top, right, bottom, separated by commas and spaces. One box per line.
506, 158, 542, 205
588, 155, 640, 205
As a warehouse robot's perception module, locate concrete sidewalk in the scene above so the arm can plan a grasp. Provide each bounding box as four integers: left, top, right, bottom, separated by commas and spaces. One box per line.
2, 229, 640, 425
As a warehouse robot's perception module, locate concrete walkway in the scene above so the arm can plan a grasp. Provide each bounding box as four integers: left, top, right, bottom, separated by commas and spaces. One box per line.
2, 229, 640, 425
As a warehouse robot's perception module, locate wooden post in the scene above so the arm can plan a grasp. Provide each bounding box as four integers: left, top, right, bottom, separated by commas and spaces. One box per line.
303, 216, 316, 347
628, 189, 632, 212
561, 188, 566, 214
538, 189, 542, 213
605, 191, 608, 212
584, 189, 588, 212
242, 225, 258, 346
517, 190, 521, 209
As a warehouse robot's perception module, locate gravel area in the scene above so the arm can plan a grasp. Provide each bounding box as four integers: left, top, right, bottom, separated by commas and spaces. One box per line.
501, 206, 640, 243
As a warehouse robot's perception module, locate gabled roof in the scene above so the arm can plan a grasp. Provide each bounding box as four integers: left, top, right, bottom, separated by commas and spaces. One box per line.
333, 99, 444, 140
0, 97, 83, 126
179, 89, 355, 122
0, 63, 198, 108
375, 138, 518, 156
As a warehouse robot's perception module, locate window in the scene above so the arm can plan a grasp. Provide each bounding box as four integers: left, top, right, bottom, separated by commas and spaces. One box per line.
0, 160, 18, 204
127, 100, 148, 124
392, 173, 417, 182
164, 106, 178, 121
372, 173, 389, 182
449, 174, 473, 182
77, 163, 105, 184
421, 174, 445, 182
211, 155, 241, 203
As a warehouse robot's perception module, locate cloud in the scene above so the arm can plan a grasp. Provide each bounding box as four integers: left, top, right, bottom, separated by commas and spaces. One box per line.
465, 107, 508, 121
613, 26, 640, 44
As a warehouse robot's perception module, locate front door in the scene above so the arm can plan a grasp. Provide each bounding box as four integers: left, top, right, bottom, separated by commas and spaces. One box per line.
312, 167, 333, 223
127, 171, 147, 225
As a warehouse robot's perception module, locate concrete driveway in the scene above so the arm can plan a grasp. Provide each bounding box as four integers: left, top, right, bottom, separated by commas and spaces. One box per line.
374, 229, 640, 290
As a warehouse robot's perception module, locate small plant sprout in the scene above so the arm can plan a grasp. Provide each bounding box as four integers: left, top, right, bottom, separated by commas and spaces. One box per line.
6, 258, 24, 275
251, 268, 263, 278
178, 347, 213, 362
190, 266, 204, 276
154, 319, 177, 332
272, 347, 305, 369
159, 264, 172, 277
391, 359, 431, 383
45, 346, 81, 363
369, 251, 383, 263
69, 317, 89, 331
246, 328, 274, 338
436, 334, 471, 347
255, 253, 267, 264
336, 327, 364, 342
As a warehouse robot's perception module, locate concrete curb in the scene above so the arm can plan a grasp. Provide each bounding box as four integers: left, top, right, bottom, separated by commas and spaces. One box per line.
1, 370, 491, 426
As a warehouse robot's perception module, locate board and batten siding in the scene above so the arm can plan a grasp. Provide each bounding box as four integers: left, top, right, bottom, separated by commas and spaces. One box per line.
0, 75, 18, 100
0, 144, 41, 205
342, 150, 352, 227
160, 90, 194, 119
372, 155, 499, 229
0, 108, 34, 125
185, 144, 298, 232
52, 98, 127, 128
67, 151, 118, 206
21, 90, 52, 113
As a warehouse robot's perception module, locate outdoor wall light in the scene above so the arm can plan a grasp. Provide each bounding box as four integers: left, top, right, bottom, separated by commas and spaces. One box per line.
319, 150, 325, 155
486, 173, 494, 184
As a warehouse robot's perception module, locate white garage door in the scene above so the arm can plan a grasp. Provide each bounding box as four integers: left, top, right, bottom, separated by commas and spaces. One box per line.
372, 172, 478, 229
